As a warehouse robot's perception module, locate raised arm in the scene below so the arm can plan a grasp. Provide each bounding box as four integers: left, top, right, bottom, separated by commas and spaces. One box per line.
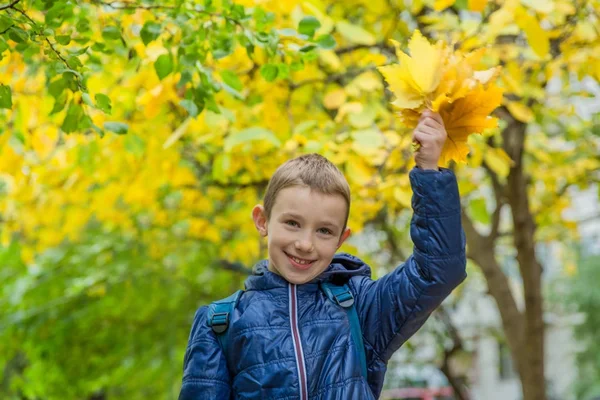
352, 167, 467, 362
178, 306, 232, 400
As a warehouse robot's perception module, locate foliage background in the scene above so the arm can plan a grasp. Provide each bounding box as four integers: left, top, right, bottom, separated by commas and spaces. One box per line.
0, 0, 599, 399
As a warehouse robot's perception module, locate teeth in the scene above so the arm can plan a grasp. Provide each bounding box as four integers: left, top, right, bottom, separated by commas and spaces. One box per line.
290, 256, 312, 265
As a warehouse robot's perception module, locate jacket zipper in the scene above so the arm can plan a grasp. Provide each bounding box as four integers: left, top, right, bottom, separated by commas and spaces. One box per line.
289, 284, 308, 400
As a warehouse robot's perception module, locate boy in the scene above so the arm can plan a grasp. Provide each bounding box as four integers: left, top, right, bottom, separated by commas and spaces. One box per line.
179, 110, 466, 399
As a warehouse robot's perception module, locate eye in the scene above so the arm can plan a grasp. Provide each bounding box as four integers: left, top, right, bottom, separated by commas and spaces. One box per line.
318, 227, 333, 235
285, 220, 299, 227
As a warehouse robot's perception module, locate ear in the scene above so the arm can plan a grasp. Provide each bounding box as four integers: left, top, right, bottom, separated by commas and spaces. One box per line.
252, 205, 268, 237
337, 228, 351, 249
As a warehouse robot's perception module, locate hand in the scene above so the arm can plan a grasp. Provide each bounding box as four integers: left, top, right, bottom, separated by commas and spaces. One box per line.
413, 110, 447, 170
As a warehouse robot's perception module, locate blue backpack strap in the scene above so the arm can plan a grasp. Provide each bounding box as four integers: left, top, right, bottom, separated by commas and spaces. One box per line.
207, 290, 243, 353
321, 282, 368, 379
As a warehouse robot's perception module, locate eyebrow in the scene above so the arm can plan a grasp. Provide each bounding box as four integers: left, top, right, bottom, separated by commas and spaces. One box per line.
280, 212, 341, 229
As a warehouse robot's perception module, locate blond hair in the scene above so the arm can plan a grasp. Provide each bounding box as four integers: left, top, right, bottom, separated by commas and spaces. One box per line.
263, 154, 351, 229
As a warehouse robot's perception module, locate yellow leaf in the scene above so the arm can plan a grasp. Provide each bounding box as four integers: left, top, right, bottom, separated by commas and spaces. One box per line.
394, 186, 413, 208
318, 50, 342, 71
520, 0, 554, 14
378, 31, 444, 109
323, 88, 347, 109
335, 102, 363, 122
473, 67, 501, 84
351, 129, 384, 157
484, 147, 514, 178
439, 84, 503, 165
515, 7, 550, 58
349, 105, 377, 128
433, 0, 456, 11
379, 64, 424, 109
506, 101, 534, 122
407, 30, 444, 94
346, 157, 374, 185
468, 0, 488, 12
336, 21, 376, 45
351, 71, 383, 91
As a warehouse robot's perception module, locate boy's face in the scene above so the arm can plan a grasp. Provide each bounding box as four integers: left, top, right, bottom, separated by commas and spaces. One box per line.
252, 186, 351, 285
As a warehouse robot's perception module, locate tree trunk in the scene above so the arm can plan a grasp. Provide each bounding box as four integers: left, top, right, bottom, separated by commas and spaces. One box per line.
502, 111, 546, 400
461, 107, 547, 400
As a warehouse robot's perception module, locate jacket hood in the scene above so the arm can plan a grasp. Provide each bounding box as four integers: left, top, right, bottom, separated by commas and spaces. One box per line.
244, 253, 372, 291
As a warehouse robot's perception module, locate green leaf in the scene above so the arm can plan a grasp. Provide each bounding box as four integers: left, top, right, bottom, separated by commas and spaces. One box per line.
220, 70, 243, 91
315, 34, 336, 49
0, 38, 8, 55
82, 92, 94, 107
454, 0, 468, 9
224, 127, 281, 151
95, 94, 112, 114
260, 64, 278, 82
56, 35, 71, 45
140, 21, 161, 46
0, 15, 12, 33
300, 44, 317, 52
290, 59, 304, 71
469, 198, 490, 224
102, 26, 121, 40
48, 78, 66, 98
50, 92, 67, 115
0, 84, 12, 109
8, 27, 28, 43
124, 134, 146, 156
255, 32, 270, 43
206, 95, 220, 113
67, 55, 82, 68
180, 99, 199, 117
69, 46, 89, 56
104, 121, 128, 135
277, 63, 290, 80
336, 21, 376, 45
61, 103, 84, 133
154, 54, 173, 80
298, 16, 321, 38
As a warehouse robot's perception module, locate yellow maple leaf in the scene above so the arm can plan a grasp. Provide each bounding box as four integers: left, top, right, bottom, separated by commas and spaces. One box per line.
438, 84, 504, 165
380, 31, 503, 165
378, 30, 444, 109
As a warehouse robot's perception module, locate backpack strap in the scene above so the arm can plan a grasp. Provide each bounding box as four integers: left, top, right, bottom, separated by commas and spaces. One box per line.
320, 282, 368, 380
207, 290, 243, 353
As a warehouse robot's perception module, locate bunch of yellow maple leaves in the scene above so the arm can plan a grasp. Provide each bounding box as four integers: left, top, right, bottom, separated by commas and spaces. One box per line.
378, 30, 503, 165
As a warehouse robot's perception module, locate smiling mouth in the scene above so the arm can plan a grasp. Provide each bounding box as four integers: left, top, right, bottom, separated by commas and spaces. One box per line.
285, 252, 316, 269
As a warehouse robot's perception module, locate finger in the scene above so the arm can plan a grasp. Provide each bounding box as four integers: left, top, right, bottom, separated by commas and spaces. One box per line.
413, 130, 431, 145
420, 117, 442, 130
414, 125, 439, 137
429, 111, 445, 126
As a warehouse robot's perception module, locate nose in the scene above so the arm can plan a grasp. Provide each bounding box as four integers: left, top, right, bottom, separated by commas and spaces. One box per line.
294, 238, 314, 253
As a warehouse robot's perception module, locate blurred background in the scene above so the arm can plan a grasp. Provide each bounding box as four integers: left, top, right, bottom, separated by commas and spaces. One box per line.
0, 0, 599, 399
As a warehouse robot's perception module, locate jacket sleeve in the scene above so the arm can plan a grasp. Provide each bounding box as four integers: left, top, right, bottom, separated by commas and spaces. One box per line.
178, 306, 232, 400
352, 167, 467, 362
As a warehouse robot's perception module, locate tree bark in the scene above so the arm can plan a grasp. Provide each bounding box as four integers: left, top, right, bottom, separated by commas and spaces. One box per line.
501, 109, 547, 400
461, 214, 528, 386
437, 306, 471, 400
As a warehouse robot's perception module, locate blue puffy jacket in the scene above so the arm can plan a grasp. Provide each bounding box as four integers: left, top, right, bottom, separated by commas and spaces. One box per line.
179, 168, 467, 399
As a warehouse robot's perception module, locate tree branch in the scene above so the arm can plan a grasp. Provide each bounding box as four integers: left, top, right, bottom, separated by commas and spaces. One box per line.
0, 0, 20, 11
481, 160, 506, 241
